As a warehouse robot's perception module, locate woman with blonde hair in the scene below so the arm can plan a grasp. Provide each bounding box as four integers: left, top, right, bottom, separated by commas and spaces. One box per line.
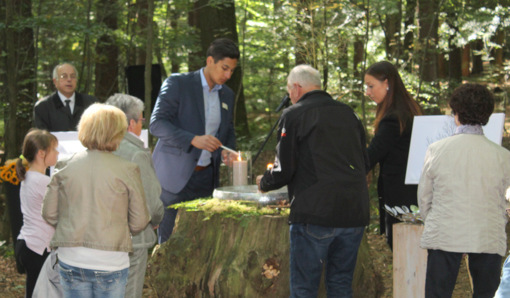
42, 103, 149, 297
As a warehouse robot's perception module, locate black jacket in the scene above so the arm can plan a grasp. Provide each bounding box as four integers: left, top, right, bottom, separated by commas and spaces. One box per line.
260, 90, 370, 228
367, 114, 417, 207
33, 91, 97, 131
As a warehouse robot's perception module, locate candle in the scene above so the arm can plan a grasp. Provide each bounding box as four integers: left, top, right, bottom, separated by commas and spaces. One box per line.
233, 153, 248, 186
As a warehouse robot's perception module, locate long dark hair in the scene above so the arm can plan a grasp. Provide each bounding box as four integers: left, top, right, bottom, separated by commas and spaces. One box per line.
15, 129, 57, 181
366, 61, 422, 133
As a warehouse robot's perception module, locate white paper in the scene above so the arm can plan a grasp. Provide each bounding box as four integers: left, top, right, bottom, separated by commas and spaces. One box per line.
50, 129, 149, 175
405, 113, 505, 184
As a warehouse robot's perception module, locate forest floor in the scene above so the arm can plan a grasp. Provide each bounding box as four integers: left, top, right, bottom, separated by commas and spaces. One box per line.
0, 230, 479, 298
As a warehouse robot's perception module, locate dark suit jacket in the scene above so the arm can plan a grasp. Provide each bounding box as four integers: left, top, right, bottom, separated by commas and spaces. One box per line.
367, 113, 417, 207
150, 70, 236, 194
33, 92, 97, 131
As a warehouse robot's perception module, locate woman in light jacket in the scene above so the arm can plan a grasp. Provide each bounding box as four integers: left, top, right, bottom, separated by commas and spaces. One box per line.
42, 103, 149, 298
418, 83, 510, 298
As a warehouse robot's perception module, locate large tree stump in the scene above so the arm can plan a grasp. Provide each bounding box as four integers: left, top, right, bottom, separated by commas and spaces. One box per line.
148, 199, 379, 297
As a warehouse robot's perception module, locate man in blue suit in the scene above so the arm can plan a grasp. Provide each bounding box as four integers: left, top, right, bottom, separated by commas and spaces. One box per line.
150, 38, 239, 243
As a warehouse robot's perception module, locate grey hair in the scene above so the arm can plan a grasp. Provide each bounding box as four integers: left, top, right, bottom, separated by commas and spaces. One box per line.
287, 64, 321, 89
52, 63, 78, 81
105, 93, 145, 125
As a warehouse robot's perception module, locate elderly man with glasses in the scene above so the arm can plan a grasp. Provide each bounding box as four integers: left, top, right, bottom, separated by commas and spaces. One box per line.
34, 63, 97, 131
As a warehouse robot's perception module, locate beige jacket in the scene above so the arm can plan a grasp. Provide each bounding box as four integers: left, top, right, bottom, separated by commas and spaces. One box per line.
42, 150, 150, 252
113, 133, 163, 249
418, 134, 510, 256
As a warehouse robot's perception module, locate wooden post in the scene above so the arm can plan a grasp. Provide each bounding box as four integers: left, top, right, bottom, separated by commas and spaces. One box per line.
393, 223, 428, 298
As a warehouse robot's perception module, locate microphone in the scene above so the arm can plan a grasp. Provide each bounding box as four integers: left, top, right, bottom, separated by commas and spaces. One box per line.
275, 93, 290, 113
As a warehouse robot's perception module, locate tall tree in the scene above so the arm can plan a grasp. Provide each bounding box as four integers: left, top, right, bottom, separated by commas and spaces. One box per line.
417, 0, 439, 83
95, 0, 119, 101
4, 0, 36, 159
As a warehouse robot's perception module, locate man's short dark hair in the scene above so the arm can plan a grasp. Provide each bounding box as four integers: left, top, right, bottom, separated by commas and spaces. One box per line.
449, 83, 494, 126
206, 38, 240, 62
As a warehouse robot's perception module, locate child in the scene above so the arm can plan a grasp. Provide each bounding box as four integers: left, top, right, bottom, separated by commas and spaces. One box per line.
15, 129, 59, 298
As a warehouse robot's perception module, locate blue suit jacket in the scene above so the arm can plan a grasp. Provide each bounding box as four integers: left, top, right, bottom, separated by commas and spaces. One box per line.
150, 70, 236, 193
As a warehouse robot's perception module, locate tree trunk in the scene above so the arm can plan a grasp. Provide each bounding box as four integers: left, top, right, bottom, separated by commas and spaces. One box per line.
148, 209, 379, 297
493, 29, 504, 68
4, 0, 35, 159
470, 39, 483, 75
403, 0, 416, 69
144, 0, 154, 147
461, 44, 470, 77
95, 0, 119, 101
417, 0, 439, 82
383, 1, 402, 61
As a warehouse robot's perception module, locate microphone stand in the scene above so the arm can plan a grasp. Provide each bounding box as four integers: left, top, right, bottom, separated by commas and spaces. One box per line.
253, 94, 290, 164
252, 114, 282, 164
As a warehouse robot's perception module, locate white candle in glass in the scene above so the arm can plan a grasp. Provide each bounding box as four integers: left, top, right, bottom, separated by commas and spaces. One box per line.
232, 153, 248, 186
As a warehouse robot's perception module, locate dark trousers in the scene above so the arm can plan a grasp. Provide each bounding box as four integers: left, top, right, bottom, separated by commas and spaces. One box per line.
16, 239, 49, 298
425, 249, 502, 298
158, 166, 214, 244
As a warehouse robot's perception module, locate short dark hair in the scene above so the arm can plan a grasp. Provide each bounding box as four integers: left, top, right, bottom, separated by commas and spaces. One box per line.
449, 83, 494, 126
206, 38, 240, 62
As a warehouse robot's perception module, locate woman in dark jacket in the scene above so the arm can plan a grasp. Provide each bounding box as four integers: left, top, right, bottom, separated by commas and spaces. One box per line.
364, 61, 422, 249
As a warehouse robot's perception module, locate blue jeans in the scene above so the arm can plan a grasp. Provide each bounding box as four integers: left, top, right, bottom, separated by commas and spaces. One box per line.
58, 261, 128, 298
158, 166, 214, 244
495, 255, 510, 298
289, 223, 364, 298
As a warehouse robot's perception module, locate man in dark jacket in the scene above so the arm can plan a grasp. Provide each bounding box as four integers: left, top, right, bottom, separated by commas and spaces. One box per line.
257, 64, 370, 297
34, 63, 97, 131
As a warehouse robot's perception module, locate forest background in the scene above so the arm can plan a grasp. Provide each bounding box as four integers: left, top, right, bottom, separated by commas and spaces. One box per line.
0, 0, 510, 242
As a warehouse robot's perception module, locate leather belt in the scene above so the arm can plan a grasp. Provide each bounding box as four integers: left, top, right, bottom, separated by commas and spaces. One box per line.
194, 164, 211, 172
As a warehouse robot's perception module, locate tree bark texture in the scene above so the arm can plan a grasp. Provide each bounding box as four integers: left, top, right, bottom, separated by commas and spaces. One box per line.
95, 0, 119, 101
470, 39, 484, 75
148, 210, 379, 297
4, 0, 36, 159
417, 0, 438, 82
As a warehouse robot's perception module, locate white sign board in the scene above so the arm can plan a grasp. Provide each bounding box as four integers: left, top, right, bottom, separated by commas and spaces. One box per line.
405, 113, 505, 185
50, 129, 149, 175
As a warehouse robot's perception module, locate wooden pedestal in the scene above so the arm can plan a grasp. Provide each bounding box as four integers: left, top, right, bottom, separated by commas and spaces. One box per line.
393, 223, 428, 298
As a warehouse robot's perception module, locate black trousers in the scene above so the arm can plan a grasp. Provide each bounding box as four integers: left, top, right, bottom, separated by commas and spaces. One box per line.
15, 240, 49, 298
425, 249, 502, 298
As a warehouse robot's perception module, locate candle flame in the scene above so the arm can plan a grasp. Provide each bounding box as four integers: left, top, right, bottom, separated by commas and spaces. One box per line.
267, 163, 273, 170
237, 151, 242, 161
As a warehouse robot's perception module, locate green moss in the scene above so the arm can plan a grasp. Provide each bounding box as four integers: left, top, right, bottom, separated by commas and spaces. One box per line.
171, 198, 290, 219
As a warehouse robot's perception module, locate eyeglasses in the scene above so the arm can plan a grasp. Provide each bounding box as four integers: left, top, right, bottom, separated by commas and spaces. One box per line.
138, 118, 146, 124
59, 74, 77, 80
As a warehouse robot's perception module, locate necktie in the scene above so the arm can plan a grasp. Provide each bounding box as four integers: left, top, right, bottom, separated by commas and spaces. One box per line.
65, 99, 72, 115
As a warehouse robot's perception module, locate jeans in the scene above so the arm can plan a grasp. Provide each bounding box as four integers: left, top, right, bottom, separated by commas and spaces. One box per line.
495, 255, 510, 298
425, 249, 501, 298
158, 166, 214, 244
289, 223, 364, 298
58, 261, 128, 298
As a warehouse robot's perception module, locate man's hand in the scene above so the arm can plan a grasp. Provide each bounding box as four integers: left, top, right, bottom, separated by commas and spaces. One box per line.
221, 150, 238, 166
191, 135, 221, 152
256, 175, 266, 193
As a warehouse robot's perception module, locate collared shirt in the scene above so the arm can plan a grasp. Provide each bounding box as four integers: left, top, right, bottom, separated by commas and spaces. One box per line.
197, 68, 222, 167
57, 91, 76, 114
